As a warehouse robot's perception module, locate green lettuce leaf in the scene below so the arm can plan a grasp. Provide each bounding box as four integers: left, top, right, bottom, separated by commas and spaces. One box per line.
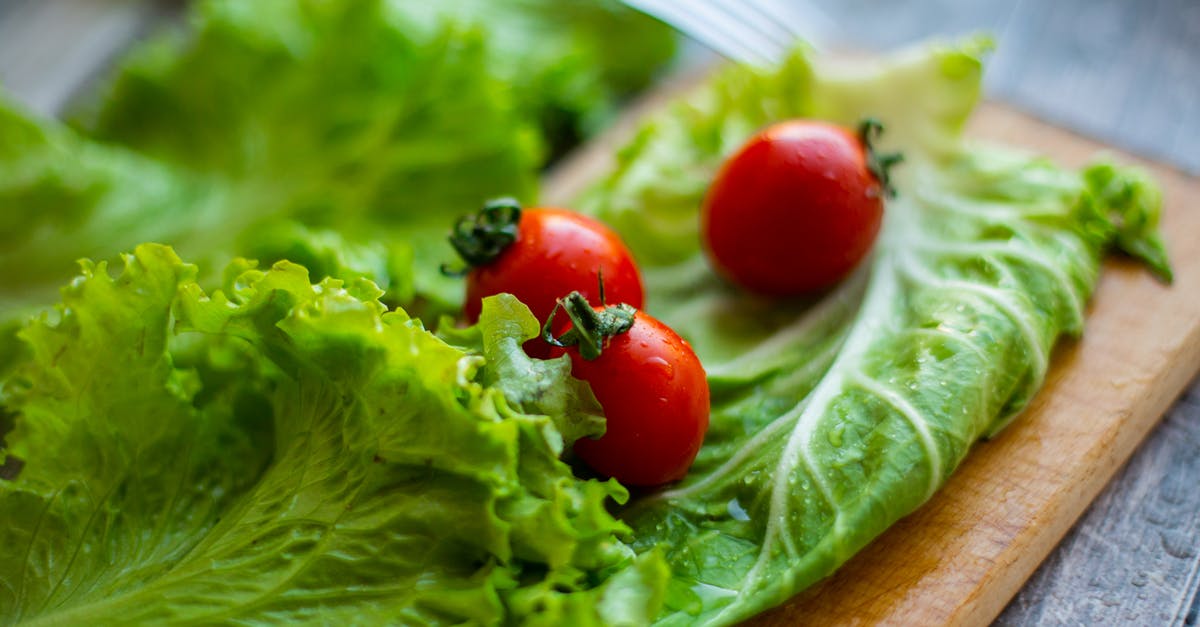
80, 0, 674, 168
437, 295, 608, 446
71, 0, 673, 311
0, 7, 532, 336
578, 37, 1170, 624
0, 0, 676, 345
76, 0, 543, 316
380, 0, 677, 159
0, 244, 665, 624
0, 97, 231, 330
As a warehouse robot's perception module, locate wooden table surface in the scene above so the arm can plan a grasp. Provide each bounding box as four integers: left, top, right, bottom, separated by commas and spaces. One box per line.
1, 0, 1197, 624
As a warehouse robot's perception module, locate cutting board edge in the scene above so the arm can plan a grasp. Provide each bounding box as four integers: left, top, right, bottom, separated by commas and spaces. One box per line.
954, 330, 1200, 626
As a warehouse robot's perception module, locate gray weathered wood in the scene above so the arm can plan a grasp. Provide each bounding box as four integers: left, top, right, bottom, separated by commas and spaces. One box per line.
0, 0, 1197, 624
811, 0, 1200, 174
996, 388, 1200, 626
0, 0, 173, 116
988, 0, 1200, 176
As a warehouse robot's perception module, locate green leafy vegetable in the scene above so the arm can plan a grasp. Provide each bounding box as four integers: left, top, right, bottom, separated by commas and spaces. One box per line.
0, 9, 530, 333
0, 97, 229, 332
0, 0, 676, 342
79, 0, 544, 316
383, 0, 677, 159
0, 15, 1171, 624
578, 37, 1170, 624
0, 245, 664, 624
70, 0, 672, 307
81, 0, 674, 168
438, 294, 608, 446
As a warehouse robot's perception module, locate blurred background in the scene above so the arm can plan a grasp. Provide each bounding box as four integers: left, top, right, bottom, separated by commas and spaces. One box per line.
0, 1, 1197, 625
2, 0, 1197, 172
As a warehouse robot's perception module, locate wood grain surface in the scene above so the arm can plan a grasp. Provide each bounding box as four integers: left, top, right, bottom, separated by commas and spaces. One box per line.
997, 386, 1200, 626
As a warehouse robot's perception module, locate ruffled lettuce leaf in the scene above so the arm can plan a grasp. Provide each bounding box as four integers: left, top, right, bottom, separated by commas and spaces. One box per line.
0, 244, 665, 624
72, 0, 673, 311
80, 0, 674, 168
370, 0, 677, 159
578, 37, 1170, 624
437, 295, 607, 446
0, 0, 676, 348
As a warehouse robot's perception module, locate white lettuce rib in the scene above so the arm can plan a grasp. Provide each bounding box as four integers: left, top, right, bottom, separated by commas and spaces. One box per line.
848, 372, 943, 499
658, 410, 798, 502
726, 252, 904, 618
914, 240, 1086, 329
898, 252, 1048, 381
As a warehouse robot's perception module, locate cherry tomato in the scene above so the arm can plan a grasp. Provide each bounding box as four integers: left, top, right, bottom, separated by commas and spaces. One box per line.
546, 295, 709, 487
700, 119, 901, 296
450, 199, 644, 327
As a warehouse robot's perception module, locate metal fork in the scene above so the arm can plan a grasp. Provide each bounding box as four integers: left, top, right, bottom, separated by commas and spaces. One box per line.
621, 0, 840, 66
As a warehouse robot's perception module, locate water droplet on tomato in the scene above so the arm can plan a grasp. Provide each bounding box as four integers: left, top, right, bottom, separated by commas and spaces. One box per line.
646, 355, 674, 379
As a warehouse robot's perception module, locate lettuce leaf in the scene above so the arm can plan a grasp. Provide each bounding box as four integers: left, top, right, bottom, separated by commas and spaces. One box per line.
71, 0, 673, 309
328, 0, 677, 160
80, 0, 674, 168
0, 98, 229, 330
79, 0, 543, 316
0, 244, 665, 624
578, 37, 1170, 624
0, 7, 531, 337
0, 0, 676, 343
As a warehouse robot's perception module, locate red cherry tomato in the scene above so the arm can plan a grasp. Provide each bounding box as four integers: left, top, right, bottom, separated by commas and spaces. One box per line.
701, 119, 900, 296
548, 303, 709, 487
453, 200, 644, 326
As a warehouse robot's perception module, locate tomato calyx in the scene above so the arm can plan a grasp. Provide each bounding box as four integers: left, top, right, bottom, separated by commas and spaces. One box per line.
858, 118, 904, 199
541, 291, 635, 361
441, 197, 523, 276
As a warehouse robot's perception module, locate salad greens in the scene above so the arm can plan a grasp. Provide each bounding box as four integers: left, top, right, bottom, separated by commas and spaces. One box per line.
581, 37, 1169, 624
0, 0, 675, 337
0, 5, 1171, 626
0, 246, 666, 624
81, 0, 675, 166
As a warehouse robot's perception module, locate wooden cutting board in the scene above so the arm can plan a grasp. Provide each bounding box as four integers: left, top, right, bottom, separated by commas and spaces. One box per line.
544, 81, 1200, 626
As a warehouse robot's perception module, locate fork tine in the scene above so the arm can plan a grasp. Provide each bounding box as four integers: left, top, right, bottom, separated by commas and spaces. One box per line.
743, 0, 840, 51
705, 0, 800, 57
684, 1, 789, 64
623, 0, 779, 65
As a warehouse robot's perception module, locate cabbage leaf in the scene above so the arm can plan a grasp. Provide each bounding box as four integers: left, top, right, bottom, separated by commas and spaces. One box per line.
580, 37, 1170, 624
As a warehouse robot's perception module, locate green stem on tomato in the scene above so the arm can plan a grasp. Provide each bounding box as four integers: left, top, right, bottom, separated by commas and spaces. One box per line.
859, 118, 904, 198
541, 291, 636, 361
440, 197, 522, 276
